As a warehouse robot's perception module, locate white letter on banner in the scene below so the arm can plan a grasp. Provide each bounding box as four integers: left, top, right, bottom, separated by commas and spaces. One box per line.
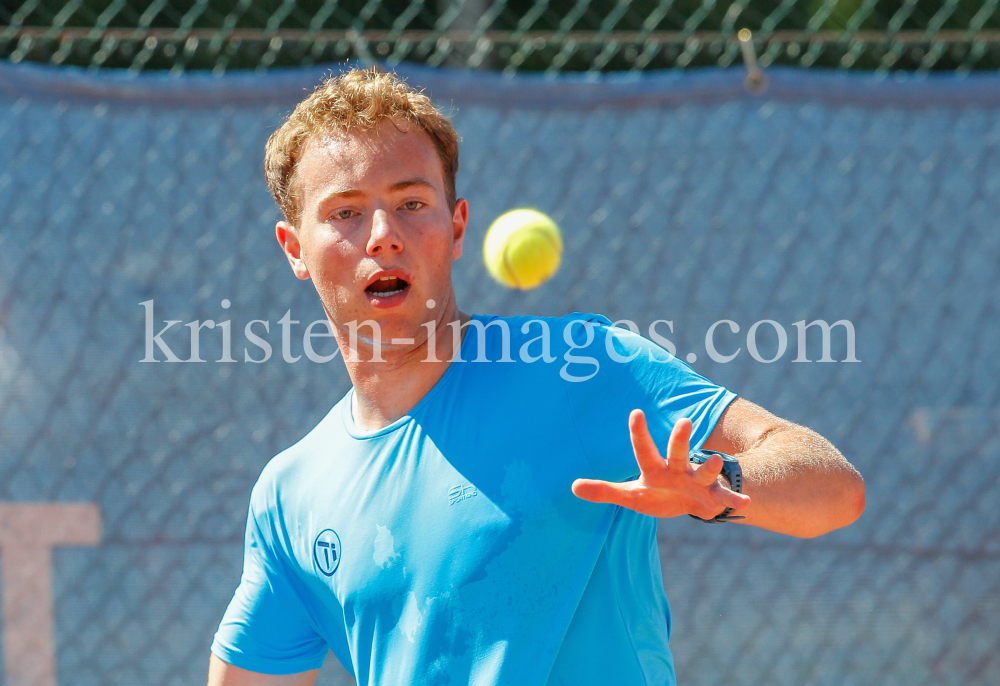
304, 320, 340, 363
185, 320, 215, 363
520, 319, 555, 363
279, 310, 301, 363
706, 320, 741, 363
139, 300, 182, 362
561, 320, 599, 382
792, 319, 859, 363
747, 320, 787, 363
244, 320, 272, 363
606, 320, 642, 363
647, 320, 677, 361
347, 320, 384, 362
459, 319, 514, 362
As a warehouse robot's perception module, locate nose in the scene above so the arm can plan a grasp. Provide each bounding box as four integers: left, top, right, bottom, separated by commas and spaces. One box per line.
366, 209, 403, 256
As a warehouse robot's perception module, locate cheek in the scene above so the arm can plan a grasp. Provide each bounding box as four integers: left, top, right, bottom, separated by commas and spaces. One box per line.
305, 235, 358, 284
417, 217, 459, 256
413, 231, 455, 276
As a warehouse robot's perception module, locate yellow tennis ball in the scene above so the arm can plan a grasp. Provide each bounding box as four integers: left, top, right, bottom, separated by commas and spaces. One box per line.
483, 209, 562, 289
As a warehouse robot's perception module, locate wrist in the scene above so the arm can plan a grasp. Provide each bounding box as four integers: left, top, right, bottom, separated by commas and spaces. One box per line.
688, 449, 745, 524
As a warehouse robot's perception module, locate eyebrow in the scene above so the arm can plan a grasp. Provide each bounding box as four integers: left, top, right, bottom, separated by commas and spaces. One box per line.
388, 177, 436, 193
315, 177, 437, 207
320, 188, 364, 200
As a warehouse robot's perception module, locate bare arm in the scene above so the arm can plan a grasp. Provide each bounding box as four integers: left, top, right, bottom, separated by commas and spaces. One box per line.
701, 398, 865, 537
207, 654, 319, 686
572, 398, 864, 538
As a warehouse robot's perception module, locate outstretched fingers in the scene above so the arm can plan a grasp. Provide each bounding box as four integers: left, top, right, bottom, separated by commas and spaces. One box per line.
628, 410, 667, 475
574, 411, 752, 518
665, 417, 694, 473
692, 453, 723, 486
712, 482, 751, 510
571, 478, 638, 507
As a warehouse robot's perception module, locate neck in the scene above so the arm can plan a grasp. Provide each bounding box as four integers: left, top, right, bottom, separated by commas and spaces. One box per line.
339, 296, 469, 431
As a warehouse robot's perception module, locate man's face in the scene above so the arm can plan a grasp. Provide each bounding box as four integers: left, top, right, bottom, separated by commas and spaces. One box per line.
277, 120, 467, 347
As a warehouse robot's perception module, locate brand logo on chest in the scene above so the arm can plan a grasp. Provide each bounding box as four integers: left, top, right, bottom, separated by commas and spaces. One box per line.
313, 529, 342, 576
449, 484, 478, 505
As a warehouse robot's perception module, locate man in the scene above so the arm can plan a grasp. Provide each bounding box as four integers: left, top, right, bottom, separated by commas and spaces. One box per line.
208, 68, 864, 686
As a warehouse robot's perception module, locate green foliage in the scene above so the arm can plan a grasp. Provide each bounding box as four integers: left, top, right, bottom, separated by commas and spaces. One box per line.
3, 0, 1000, 71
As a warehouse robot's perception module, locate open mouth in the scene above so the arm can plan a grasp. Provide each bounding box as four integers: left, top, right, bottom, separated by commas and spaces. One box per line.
365, 275, 410, 298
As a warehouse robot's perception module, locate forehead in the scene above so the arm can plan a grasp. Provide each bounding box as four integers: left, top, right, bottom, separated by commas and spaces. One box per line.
295, 120, 442, 199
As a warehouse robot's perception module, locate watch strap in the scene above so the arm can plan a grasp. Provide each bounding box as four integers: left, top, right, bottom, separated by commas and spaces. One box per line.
688, 449, 746, 524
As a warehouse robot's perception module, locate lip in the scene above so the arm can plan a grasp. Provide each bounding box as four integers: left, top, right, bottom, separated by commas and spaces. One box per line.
363, 268, 412, 309
363, 268, 412, 291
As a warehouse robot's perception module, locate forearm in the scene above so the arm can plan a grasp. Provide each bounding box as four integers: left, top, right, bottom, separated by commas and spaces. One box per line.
727, 426, 865, 537
575, 400, 864, 536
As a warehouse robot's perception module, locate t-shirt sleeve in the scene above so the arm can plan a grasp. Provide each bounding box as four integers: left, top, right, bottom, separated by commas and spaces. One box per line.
564, 317, 737, 483
211, 493, 330, 675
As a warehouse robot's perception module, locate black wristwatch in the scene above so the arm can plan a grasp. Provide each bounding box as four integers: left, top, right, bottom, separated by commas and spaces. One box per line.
688, 449, 745, 523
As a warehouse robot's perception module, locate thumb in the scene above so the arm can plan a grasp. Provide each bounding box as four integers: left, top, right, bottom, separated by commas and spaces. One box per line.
571, 478, 634, 506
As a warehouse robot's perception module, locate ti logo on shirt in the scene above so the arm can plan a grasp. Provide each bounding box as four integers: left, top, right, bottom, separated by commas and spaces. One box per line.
313, 529, 342, 576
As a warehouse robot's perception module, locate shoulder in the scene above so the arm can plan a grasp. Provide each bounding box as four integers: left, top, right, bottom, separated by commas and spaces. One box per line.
476, 312, 612, 327
475, 311, 680, 362
471, 312, 614, 344
249, 394, 351, 515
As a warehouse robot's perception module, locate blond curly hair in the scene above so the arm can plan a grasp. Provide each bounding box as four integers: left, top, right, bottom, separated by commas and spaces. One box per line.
264, 67, 459, 224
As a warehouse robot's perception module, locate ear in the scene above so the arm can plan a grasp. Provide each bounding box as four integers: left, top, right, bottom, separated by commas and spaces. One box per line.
276, 221, 310, 280
451, 198, 469, 261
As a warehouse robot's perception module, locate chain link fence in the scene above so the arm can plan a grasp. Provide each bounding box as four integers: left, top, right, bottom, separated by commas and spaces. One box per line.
1, 61, 999, 685
6, 1, 1000, 73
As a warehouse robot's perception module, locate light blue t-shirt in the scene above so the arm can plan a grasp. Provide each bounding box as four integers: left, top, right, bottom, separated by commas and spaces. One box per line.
212, 313, 736, 685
